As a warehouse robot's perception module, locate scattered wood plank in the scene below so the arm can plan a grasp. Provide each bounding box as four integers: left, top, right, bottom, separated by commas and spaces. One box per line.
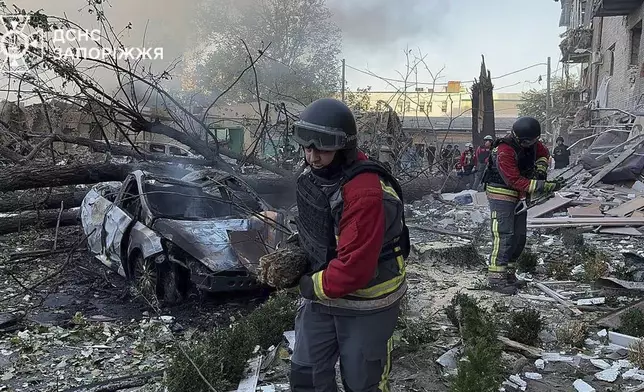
236, 355, 263, 392
585, 137, 644, 187
567, 204, 603, 218
60, 370, 163, 392
527, 196, 573, 219
532, 282, 583, 316
598, 227, 643, 236
528, 216, 644, 228
605, 196, 644, 217
596, 299, 644, 329
407, 224, 474, 240
518, 294, 556, 303
497, 336, 543, 359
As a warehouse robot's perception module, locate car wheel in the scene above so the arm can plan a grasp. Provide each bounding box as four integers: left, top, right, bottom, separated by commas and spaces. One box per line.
161, 264, 184, 305
132, 253, 161, 306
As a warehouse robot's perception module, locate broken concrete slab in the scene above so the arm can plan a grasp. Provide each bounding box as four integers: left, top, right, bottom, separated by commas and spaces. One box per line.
590, 359, 611, 370
598, 277, 644, 291
508, 374, 527, 391
436, 346, 461, 370
576, 297, 606, 306
236, 355, 263, 392
524, 372, 543, 380
573, 379, 596, 392
594, 363, 621, 382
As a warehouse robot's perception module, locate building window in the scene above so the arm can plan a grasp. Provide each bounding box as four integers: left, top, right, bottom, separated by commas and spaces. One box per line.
580, 0, 587, 25
419, 100, 426, 112
608, 44, 616, 76
404, 102, 411, 112
631, 22, 642, 66
427, 101, 433, 112
441, 101, 448, 113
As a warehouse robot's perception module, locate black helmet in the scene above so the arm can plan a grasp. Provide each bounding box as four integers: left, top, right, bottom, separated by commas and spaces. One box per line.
512, 117, 541, 141
292, 98, 357, 152
556, 136, 564, 143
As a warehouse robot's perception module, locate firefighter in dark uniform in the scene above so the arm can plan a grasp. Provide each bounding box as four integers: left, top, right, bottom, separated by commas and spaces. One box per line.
483, 117, 563, 294
289, 98, 410, 392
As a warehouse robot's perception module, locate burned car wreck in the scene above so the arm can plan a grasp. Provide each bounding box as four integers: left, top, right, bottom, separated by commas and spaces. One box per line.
80, 170, 288, 303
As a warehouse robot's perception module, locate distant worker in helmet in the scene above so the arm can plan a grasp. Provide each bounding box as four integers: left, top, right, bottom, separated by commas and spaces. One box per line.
287, 98, 410, 391
459, 142, 476, 175
473, 135, 494, 190
552, 136, 571, 169
482, 117, 562, 294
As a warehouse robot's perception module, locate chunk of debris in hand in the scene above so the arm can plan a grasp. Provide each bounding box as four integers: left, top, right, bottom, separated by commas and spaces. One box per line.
258, 247, 308, 289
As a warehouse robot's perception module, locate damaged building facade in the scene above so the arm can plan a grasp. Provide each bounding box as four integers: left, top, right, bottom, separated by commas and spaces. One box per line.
558, 0, 644, 124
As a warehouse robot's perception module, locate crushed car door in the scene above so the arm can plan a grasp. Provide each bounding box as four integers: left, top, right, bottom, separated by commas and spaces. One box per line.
102, 175, 139, 275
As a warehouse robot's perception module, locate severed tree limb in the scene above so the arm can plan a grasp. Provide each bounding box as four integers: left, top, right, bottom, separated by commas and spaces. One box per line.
0, 189, 87, 213
0, 144, 23, 163
60, 370, 164, 392
497, 336, 543, 359
0, 208, 79, 235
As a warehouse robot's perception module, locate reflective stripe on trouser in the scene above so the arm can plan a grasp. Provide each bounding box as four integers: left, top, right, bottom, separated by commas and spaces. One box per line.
488, 197, 528, 273
290, 299, 400, 392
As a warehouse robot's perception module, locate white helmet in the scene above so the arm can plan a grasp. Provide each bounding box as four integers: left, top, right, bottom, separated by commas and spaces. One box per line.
484, 135, 494, 141
466, 142, 473, 148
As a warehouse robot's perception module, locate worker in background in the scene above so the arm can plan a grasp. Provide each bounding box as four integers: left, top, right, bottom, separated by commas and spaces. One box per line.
459, 142, 476, 188
427, 142, 436, 172
482, 117, 563, 294
473, 135, 494, 190
440, 144, 453, 173
452, 145, 461, 171
552, 136, 571, 169
289, 98, 410, 392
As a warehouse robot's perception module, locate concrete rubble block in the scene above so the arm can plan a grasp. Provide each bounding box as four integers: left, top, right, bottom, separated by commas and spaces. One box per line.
576, 297, 606, 306
436, 346, 462, 370
535, 359, 545, 370
594, 363, 621, 382
412, 241, 484, 266
622, 368, 644, 381
524, 372, 543, 380
589, 359, 611, 370
573, 379, 596, 392
542, 352, 577, 364
508, 374, 527, 391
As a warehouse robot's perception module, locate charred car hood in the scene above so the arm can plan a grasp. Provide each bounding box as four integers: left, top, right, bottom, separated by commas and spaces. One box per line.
152, 218, 250, 272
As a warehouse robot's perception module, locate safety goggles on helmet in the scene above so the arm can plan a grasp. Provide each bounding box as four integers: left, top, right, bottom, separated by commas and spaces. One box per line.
292, 120, 356, 151
518, 137, 539, 147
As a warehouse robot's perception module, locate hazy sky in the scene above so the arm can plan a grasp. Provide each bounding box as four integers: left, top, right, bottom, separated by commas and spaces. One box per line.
328, 0, 568, 93
9, 0, 566, 94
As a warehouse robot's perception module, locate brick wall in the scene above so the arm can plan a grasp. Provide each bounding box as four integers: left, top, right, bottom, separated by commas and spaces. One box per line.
593, 3, 644, 111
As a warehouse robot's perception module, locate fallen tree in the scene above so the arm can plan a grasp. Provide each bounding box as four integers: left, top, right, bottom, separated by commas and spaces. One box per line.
0, 208, 79, 235
0, 189, 87, 213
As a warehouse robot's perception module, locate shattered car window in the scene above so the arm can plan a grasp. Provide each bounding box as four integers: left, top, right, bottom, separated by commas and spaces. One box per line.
143, 181, 246, 220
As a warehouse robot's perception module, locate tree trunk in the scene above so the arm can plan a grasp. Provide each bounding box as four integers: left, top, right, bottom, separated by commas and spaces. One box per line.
0, 162, 191, 192
0, 209, 79, 235
0, 189, 87, 213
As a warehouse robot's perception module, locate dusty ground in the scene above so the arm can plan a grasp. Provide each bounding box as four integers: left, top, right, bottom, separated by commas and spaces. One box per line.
2, 196, 644, 391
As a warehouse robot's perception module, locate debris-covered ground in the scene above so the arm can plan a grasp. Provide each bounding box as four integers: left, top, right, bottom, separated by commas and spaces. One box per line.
5, 169, 644, 391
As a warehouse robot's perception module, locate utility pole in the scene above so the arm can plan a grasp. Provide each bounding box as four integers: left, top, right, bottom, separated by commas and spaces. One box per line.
341, 59, 346, 102
546, 56, 552, 143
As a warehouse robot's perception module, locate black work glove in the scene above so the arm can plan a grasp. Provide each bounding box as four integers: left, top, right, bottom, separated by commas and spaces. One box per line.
298, 274, 316, 300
